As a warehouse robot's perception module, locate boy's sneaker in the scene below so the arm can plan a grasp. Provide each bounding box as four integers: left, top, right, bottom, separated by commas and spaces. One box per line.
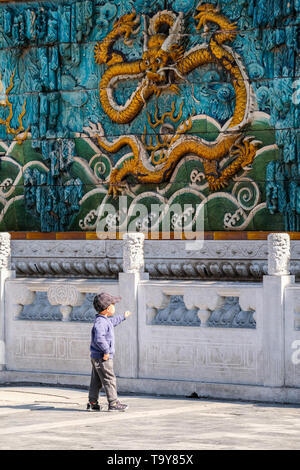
87, 401, 101, 411
108, 400, 128, 412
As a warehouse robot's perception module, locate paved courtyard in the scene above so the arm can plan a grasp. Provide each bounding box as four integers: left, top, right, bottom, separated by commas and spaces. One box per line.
0, 385, 300, 450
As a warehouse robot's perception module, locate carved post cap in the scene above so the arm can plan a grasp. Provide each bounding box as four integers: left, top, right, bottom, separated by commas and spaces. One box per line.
267, 233, 290, 276
0, 232, 11, 270
122, 232, 145, 274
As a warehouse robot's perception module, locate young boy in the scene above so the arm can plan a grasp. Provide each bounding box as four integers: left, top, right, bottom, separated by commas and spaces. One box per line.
87, 292, 131, 412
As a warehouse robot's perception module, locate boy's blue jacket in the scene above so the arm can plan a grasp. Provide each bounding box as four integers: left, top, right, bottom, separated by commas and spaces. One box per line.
90, 313, 126, 359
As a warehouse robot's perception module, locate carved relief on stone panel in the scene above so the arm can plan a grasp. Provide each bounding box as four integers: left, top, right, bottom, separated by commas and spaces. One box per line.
70, 293, 96, 322
19, 292, 62, 321
152, 295, 200, 327
149, 289, 256, 328
207, 297, 256, 329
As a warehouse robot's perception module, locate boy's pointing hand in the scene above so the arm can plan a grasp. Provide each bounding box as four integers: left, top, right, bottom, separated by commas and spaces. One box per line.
124, 311, 132, 319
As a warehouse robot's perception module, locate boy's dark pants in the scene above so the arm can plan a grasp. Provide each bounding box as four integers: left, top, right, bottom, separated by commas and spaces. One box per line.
88, 357, 118, 404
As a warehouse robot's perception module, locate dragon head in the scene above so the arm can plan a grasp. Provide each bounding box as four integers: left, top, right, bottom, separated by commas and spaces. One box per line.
140, 12, 184, 91
194, 2, 237, 39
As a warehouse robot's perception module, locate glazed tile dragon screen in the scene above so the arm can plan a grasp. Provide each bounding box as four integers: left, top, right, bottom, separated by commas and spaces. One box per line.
0, 0, 298, 233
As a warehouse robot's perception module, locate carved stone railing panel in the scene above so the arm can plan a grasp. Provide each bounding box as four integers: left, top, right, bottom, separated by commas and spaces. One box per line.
11, 282, 117, 322
16, 291, 99, 322
145, 282, 258, 329
17, 290, 96, 322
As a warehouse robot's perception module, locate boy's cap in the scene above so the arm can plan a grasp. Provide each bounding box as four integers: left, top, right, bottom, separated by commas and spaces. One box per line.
93, 292, 121, 312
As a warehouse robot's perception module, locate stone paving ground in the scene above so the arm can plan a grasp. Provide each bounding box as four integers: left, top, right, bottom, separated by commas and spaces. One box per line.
0, 385, 300, 451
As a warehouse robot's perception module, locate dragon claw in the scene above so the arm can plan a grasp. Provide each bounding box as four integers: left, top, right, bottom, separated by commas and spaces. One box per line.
108, 182, 127, 198
96, 11, 141, 65
108, 168, 129, 198
124, 39, 134, 47
230, 136, 258, 168
114, 12, 141, 39
82, 121, 104, 138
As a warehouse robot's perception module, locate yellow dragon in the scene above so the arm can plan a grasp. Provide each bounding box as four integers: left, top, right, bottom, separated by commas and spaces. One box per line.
93, 3, 259, 197
0, 69, 28, 144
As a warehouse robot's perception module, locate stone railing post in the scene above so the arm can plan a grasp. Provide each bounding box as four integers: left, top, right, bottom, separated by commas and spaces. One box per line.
116, 233, 148, 379
262, 233, 294, 387
0, 233, 15, 371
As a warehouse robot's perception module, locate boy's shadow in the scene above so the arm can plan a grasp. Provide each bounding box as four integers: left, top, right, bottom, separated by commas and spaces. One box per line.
0, 404, 106, 413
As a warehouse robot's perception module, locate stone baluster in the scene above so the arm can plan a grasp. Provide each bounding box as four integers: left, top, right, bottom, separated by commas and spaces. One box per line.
0, 233, 15, 371
47, 284, 85, 321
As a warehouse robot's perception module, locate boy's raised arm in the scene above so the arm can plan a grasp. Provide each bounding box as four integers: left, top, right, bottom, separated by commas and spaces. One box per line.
109, 311, 132, 326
